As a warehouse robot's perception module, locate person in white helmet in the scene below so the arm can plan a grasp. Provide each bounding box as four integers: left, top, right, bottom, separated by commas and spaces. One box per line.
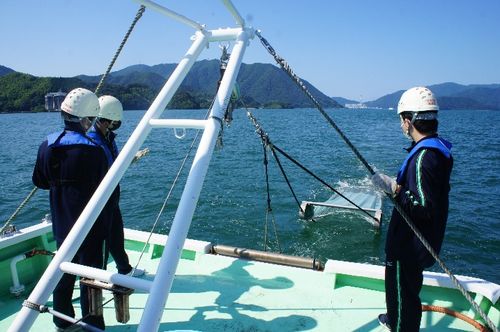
32, 88, 109, 331
88, 95, 146, 277
371, 87, 453, 331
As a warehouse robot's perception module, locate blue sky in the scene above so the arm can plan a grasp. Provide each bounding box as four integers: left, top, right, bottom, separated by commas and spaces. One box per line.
1, 0, 499, 101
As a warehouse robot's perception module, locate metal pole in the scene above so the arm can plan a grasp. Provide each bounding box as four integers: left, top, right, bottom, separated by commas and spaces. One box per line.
137, 28, 250, 332
133, 0, 204, 30
221, 0, 246, 26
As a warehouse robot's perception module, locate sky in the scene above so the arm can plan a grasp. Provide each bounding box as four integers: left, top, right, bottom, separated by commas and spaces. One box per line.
1, 0, 499, 101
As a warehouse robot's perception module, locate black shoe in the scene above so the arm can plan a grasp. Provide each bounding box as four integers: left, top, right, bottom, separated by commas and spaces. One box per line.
378, 313, 391, 331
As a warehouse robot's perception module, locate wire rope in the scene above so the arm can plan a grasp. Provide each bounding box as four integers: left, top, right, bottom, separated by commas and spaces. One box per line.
1, 186, 38, 235
94, 6, 146, 96
261, 138, 282, 253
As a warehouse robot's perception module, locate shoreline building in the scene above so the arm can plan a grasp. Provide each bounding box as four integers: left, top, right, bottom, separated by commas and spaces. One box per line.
345, 95, 367, 109
45, 90, 67, 112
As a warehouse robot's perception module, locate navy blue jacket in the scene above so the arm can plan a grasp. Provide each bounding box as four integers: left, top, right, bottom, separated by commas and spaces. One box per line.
87, 125, 119, 168
32, 126, 110, 245
386, 135, 454, 268
87, 125, 120, 209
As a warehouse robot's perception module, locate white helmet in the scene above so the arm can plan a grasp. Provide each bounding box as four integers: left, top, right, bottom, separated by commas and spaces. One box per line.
98, 95, 123, 121
61, 88, 99, 118
397, 87, 439, 115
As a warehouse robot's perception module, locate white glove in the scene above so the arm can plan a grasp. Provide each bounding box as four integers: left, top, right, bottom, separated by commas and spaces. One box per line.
371, 173, 397, 195
131, 148, 150, 165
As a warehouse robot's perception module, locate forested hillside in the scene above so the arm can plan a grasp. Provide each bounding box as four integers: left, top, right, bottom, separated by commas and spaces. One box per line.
1, 60, 342, 113
1, 61, 498, 113
0, 73, 158, 113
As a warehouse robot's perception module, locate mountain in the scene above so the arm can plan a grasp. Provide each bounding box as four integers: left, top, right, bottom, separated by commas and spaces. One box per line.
332, 97, 357, 105
366, 83, 500, 110
77, 60, 343, 109
0, 65, 15, 77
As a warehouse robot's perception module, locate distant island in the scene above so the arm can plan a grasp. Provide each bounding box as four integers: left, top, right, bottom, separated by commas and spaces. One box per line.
0, 62, 498, 113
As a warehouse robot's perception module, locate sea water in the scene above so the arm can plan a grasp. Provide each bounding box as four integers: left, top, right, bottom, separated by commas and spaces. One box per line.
1, 108, 499, 284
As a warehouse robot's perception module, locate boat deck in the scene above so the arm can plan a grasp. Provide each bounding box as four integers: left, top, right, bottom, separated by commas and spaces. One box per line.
0, 228, 497, 331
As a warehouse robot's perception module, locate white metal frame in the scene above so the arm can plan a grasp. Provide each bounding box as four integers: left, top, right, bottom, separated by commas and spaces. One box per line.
9, 1, 254, 331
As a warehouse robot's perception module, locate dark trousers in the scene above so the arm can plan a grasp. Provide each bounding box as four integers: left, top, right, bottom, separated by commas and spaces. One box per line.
108, 207, 132, 275
53, 241, 106, 330
385, 258, 424, 332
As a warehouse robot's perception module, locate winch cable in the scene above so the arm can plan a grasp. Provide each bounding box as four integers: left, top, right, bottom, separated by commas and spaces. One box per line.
270, 144, 306, 220
2, 6, 147, 234
261, 137, 282, 253
245, 110, 311, 222
256, 30, 499, 332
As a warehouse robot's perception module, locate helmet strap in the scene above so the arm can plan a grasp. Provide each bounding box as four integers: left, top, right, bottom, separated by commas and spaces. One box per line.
96, 118, 110, 134
401, 114, 415, 141
82, 117, 96, 134
409, 112, 418, 128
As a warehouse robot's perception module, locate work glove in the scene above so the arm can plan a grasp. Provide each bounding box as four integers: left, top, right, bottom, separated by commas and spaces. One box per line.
371, 173, 397, 195
131, 148, 150, 165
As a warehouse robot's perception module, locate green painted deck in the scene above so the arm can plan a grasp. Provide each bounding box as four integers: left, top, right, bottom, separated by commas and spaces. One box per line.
0, 226, 498, 331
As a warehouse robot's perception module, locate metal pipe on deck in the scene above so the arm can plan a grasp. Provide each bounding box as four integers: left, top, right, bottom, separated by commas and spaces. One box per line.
9, 254, 27, 297
59, 262, 152, 293
213, 245, 323, 271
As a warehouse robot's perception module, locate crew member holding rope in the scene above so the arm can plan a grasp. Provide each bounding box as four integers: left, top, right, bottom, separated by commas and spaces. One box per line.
371, 87, 453, 331
88, 95, 146, 277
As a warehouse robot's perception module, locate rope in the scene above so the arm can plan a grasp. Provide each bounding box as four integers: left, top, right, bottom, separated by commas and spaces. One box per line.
1, 186, 38, 234
245, 110, 311, 220
270, 145, 304, 217
255, 31, 375, 175
94, 5, 146, 96
256, 30, 499, 332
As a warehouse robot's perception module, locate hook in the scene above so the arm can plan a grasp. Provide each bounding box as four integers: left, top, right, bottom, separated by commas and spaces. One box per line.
174, 128, 186, 139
